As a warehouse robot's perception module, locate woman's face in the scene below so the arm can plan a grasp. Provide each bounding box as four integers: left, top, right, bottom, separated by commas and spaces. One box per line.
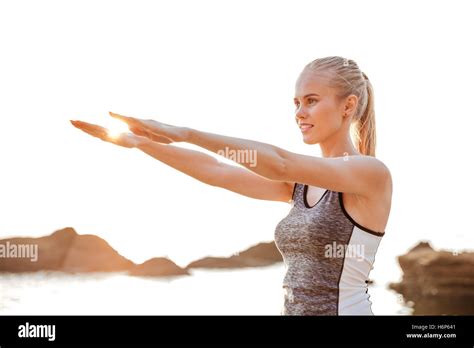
294, 71, 345, 145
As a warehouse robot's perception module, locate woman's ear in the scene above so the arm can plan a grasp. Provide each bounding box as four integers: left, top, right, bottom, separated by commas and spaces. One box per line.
343, 94, 358, 118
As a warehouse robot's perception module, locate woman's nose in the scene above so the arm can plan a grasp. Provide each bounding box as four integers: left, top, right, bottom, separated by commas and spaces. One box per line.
295, 110, 308, 123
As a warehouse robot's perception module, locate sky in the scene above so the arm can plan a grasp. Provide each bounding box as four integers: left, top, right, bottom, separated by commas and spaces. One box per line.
0, 0, 473, 276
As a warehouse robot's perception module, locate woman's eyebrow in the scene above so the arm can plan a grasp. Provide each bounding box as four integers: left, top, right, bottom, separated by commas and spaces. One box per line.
294, 93, 320, 100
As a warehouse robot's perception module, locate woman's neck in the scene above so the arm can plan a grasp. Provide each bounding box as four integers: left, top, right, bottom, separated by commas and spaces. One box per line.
319, 132, 359, 158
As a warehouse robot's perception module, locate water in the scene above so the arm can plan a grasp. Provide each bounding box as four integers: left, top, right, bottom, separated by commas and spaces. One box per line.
0, 263, 410, 315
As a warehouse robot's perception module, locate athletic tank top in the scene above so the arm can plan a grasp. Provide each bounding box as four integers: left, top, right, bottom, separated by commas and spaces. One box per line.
274, 183, 384, 315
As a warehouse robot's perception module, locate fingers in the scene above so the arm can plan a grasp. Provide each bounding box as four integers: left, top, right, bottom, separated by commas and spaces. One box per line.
108, 111, 126, 120
128, 125, 171, 143
70, 120, 95, 128
129, 126, 147, 136
109, 111, 139, 126
70, 120, 108, 139
70, 120, 105, 132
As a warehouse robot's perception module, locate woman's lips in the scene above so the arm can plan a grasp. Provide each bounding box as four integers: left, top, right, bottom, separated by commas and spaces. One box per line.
300, 124, 313, 133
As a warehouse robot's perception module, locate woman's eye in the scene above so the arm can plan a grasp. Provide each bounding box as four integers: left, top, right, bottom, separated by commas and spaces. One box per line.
295, 99, 317, 108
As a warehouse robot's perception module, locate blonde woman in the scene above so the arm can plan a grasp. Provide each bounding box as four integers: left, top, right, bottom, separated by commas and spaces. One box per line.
71, 56, 392, 315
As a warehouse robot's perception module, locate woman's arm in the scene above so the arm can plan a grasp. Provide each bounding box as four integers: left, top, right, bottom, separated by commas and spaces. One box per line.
185, 128, 391, 197
135, 137, 295, 202
70, 119, 294, 202
107, 113, 390, 197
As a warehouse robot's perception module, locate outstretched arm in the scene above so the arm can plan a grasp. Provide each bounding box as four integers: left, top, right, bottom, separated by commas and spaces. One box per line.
109, 112, 391, 197
70, 120, 294, 202
185, 128, 391, 196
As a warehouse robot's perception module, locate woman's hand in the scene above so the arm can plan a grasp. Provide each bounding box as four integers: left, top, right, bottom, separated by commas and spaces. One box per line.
108, 111, 188, 143
70, 120, 141, 148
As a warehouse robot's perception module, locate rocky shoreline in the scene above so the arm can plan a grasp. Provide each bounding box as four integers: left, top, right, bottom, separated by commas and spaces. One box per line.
0, 227, 283, 277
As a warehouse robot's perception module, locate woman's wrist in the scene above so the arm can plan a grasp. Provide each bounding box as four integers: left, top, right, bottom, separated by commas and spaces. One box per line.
133, 135, 152, 149
179, 126, 193, 143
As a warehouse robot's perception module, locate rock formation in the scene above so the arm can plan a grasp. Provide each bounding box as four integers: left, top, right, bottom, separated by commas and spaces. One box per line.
129, 257, 189, 276
185, 241, 283, 269
0, 227, 187, 276
389, 241, 474, 315
0, 227, 133, 273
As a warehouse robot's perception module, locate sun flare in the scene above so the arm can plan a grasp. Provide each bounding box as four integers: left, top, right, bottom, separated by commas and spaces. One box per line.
104, 120, 130, 139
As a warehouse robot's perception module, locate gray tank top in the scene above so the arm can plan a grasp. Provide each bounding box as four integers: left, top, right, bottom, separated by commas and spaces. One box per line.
274, 183, 384, 315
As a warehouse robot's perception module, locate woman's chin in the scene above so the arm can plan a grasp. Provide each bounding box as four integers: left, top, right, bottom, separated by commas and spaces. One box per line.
302, 135, 318, 145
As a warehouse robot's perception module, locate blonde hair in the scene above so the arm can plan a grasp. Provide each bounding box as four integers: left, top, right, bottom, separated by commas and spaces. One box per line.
302, 56, 376, 157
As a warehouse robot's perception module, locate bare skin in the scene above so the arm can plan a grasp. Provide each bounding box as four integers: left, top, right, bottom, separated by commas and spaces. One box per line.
71, 75, 392, 233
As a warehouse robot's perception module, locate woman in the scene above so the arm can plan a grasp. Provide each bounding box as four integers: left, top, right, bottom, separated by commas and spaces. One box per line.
71, 56, 392, 315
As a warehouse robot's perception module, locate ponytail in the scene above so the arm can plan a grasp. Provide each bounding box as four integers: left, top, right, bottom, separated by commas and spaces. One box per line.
353, 72, 376, 157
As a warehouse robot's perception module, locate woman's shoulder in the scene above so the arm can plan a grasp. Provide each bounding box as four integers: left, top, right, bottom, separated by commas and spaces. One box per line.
355, 155, 392, 194
351, 155, 391, 178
